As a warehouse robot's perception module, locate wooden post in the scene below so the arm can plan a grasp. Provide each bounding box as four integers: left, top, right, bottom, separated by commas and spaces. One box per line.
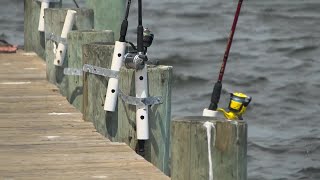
66, 30, 114, 113
86, 0, 126, 40
83, 43, 116, 138
44, 8, 94, 96
118, 66, 172, 176
82, 42, 172, 175
24, 0, 62, 59
171, 117, 247, 180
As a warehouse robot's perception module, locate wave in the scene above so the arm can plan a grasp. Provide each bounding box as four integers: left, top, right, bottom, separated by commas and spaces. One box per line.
267, 13, 320, 20
175, 12, 212, 19
159, 54, 196, 66
297, 167, 320, 176
172, 74, 208, 85
263, 35, 319, 43
249, 134, 320, 155
248, 141, 288, 154
156, 37, 185, 45
287, 45, 319, 57
224, 76, 269, 87
273, 82, 306, 92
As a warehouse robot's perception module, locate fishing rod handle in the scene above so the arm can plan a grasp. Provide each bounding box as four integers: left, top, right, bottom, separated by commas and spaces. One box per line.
119, 0, 132, 42
137, 25, 144, 52
137, 0, 144, 52
54, 10, 77, 66
38, 1, 50, 32
119, 19, 128, 42
104, 41, 127, 112
135, 65, 149, 140
208, 81, 222, 111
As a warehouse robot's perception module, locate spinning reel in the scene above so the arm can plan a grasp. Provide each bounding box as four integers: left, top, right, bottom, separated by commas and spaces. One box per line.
217, 92, 252, 120
124, 28, 154, 70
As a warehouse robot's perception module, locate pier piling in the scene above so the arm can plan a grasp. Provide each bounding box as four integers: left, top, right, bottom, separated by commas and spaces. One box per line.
171, 116, 247, 180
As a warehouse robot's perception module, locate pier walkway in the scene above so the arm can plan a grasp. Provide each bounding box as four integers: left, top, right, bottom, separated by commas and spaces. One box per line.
0, 51, 169, 179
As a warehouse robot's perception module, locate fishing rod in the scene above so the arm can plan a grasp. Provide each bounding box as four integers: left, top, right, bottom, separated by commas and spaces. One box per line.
122, 0, 154, 155
73, 0, 79, 8
104, 0, 152, 155
134, 0, 149, 155
203, 0, 251, 118
104, 0, 132, 112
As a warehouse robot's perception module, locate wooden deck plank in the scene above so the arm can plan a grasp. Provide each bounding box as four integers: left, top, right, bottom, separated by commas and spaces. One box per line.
0, 51, 169, 179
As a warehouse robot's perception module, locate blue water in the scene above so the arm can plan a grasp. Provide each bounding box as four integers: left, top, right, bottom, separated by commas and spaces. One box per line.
1, 0, 319, 179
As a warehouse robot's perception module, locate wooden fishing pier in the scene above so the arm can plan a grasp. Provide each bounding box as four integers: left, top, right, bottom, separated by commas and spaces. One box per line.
0, 51, 169, 179
0, 0, 248, 179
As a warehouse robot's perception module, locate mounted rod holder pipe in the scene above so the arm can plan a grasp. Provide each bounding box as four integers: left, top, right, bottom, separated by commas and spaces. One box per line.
104, 0, 131, 112
54, 10, 77, 66
135, 0, 149, 141
135, 64, 149, 140
104, 41, 126, 111
38, 1, 50, 32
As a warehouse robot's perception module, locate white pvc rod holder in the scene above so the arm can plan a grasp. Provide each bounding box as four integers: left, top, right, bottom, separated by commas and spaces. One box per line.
104, 41, 126, 112
54, 10, 77, 66
38, 1, 50, 32
135, 65, 149, 140
203, 108, 219, 117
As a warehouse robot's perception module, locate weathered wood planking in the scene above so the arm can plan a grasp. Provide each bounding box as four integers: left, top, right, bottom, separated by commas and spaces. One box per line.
86, 0, 126, 40
171, 116, 247, 180
44, 8, 94, 96
24, 0, 62, 59
0, 51, 169, 179
82, 43, 172, 175
66, 30, 114, 113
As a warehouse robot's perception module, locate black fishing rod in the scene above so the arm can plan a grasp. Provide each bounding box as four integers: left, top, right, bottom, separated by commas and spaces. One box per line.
121, 0, 155, 156
206, 0, 244, 114
73, 0, 79, 8
135, 0, 149, 156
104, 0, 153, 156
119, 0, 132, 42
137, 0, 144, 53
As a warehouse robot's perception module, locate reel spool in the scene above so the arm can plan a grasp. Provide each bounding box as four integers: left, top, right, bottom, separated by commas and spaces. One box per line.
218, 92, 251, 120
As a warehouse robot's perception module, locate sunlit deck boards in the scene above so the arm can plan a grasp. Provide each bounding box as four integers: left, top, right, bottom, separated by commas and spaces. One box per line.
0, 51, 169, 179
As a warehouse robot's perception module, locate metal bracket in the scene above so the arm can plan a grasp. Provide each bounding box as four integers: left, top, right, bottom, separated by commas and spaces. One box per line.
63, 65, 163, 107
36, 0, 60, 3
45, 32, 67, 45
118, 90, 163, 107
63, 64, 119, 79
82, 64, 119, 79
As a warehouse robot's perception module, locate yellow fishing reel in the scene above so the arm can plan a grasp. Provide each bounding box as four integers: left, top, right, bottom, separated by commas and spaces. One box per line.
217, 92, 252, 120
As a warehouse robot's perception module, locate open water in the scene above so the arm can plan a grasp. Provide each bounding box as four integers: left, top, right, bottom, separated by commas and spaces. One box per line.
1, 0, 319, 179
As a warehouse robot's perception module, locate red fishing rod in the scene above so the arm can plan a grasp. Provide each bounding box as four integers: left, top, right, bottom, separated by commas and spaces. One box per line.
204, 0, 244, 116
